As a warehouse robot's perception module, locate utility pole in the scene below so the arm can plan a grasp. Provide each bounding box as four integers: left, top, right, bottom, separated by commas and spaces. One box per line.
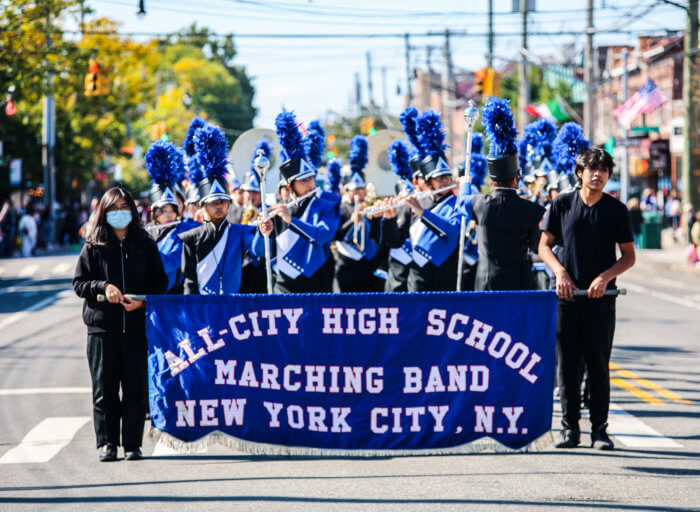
441, 29, 454, 162
42, 7, 56, 216
620, 47, 630, 204
366, 51, 375, 112
424, 46, 433, 109
354, 72, 362, 117
584, 0, 595, 142
487, 0, 494, 68
404, 33, 413, 105
381, 66, 388, 112
518, 0, 529, 131
682, 0, 699, 209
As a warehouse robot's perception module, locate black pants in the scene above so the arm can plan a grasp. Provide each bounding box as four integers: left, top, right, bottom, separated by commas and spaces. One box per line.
334, 254, 383, 293
407, 250, 459, 292
385, 258, 409, 292
557, 297, 616, 431
87, 332, 148, 450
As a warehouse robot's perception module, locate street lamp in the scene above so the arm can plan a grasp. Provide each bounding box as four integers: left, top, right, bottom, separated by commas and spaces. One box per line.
136, 0, 146, 17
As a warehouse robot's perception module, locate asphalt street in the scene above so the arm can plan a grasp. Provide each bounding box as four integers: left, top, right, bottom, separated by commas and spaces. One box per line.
0, 252, 697, 511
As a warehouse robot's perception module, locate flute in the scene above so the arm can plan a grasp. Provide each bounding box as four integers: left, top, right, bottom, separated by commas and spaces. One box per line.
147, 219, 181, 237
265, 187, 320, 220
352, 195, 365, 252
361, 183, 457, 217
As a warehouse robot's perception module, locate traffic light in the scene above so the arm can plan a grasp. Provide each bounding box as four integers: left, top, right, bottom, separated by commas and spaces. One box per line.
84, 59, 99, 96
85, 59, 109, 96
359, 116, 375, 135
490, 69, 502, 97
150, 121, 168, 141
484, 67, 498, 97
474, 68, 487, 97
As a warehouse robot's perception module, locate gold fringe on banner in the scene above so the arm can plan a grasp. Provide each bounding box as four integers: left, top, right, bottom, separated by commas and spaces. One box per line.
147, 426, 555, 457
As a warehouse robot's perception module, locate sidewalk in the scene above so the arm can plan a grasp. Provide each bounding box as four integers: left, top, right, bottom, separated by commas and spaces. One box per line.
634, 228, 700, 275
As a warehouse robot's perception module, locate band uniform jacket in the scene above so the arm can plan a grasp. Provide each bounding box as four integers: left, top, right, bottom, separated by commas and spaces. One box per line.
251, 193, 340, 293
381, 192, 461, 291
179, 220, 256, 295
468, 188, 545, 291
334, 199, 382, 292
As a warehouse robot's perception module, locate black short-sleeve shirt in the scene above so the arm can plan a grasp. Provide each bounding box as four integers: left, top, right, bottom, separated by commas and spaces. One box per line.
542, 190, 634, 290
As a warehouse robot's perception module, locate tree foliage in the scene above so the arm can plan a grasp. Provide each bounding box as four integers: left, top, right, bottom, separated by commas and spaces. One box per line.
0, 3, 255, 201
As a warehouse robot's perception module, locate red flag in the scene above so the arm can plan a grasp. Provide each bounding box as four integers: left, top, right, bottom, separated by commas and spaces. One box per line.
5, 98, 17, 116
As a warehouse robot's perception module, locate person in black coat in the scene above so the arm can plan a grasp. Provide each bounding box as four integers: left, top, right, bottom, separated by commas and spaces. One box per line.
73, 187, 167, 462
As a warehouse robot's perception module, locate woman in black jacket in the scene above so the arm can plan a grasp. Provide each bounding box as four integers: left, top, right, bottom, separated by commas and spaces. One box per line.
73, 187, 167, 462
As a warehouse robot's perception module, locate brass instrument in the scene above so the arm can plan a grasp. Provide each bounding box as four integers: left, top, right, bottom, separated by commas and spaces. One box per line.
147, 219, 181, 238
240, 203, 260, 225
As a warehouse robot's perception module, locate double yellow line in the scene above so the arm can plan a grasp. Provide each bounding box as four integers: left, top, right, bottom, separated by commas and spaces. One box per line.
609, 362, 692, 406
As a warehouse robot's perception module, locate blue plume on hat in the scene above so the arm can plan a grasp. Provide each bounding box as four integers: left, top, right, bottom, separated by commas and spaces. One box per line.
388, 140, 412, 182
186, 155, 204, 186
470, 153, 488, 187
250, 139, 272, 174
145, 140, 175, 186
304, 120, 326, 170
482, 97, 518, 157
399, 106, 422, 156
170, 145, 187, 184
552, 122, 590, 174
183, 116, 206, 157
416, 110, 446, 160
325, 158, 343, 194
471, 132, 484, 155
275, 111, 305, 162
194, 123, 229, 179
519, 118, 557, 171
349, 135, 368, 175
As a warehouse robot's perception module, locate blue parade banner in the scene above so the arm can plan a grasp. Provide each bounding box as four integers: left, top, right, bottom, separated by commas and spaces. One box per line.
146, 291, 557, 454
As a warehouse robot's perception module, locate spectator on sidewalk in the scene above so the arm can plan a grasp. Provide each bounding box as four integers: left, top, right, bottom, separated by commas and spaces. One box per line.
18, 205, 38, 258
640, 188, 657, 212
627, 198, 643, 248
690, 212, 700, 265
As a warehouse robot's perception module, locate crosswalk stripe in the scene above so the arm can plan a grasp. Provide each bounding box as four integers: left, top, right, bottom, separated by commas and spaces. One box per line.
0, 417, 90, 464
0, 387, 91, 396
18, 264, 40, 277
607, 405, 682, 448
624, 282, 700, 312
52, 262, 72, 275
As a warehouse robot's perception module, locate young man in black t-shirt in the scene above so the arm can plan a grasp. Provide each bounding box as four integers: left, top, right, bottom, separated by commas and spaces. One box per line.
539, 148, 635, 450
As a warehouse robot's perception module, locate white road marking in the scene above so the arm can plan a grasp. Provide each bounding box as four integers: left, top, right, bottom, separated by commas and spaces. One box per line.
52, 262, 72, 275
18, 264, 40, 277
607, 405, 682, 448
151, 441, 208, 456
623, 282, 700, 312
0, 387, 90, 396
650, 276, 690, 290
0, 417, 90, 464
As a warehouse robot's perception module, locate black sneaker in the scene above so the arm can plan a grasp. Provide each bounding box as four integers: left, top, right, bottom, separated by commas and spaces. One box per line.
555, 429, 580, 449
99, 444, 117, 462
591, 424, 614, 450
124, 447, 143, 461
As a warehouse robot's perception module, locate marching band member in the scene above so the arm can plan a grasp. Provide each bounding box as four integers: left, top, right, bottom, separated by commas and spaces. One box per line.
144, 140, 199, 294
239, 140, 270, 294
227, 175, 244, 225
382, 111, 461, 292
380, 107, 430, 292
179, 123, 256, 295
333, 136, 383, 293
254, 111, 340, 294
467, 98, 545, 291
304, 120, 342, 291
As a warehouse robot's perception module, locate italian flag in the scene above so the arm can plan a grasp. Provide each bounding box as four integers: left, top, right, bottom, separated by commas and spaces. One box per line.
526, 97, 570, 122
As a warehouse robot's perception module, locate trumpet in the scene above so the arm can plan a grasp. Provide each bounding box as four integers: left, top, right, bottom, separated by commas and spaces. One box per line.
264, 187, 320, 220
352, 195, 365, 252
360, 183, 458, 217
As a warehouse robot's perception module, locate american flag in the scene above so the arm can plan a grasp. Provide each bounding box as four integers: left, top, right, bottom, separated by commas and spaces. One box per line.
614, 79, 669, 130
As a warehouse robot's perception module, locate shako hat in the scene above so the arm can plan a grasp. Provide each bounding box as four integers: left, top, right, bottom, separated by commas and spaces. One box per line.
482, 97, 520, 182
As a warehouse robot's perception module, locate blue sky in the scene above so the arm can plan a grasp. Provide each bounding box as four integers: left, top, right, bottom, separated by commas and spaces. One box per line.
83, 0, 685, 127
